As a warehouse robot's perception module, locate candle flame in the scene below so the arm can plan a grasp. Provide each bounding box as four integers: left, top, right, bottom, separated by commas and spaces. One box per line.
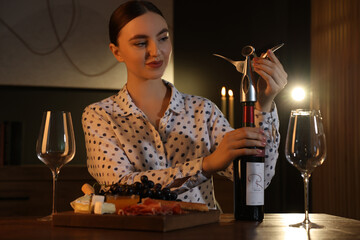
221, 87, 226, 96
228, 89, 234, 97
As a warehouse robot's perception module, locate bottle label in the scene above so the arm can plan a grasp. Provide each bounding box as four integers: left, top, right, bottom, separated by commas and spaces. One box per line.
246, 162, 264, 206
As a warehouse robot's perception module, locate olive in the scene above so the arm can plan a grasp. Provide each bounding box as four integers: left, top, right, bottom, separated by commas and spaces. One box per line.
147, 180, 155, 189
125, 187, 134, 195
104, 180, 179, 201
117, 185, 125, 194
140, 175, 148, 183
163, 192, 172, 200
154, 190, 162, 199
154, 183, 162, 190
142, 182, 149, 189
162, 187, 171, 195
169, 191, 178, 200
148, 189, 154, 198
141, 189, 152, 198
133, 182, 142, 190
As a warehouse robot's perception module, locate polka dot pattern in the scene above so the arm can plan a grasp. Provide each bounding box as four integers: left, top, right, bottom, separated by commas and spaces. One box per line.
82, 80, 280, 209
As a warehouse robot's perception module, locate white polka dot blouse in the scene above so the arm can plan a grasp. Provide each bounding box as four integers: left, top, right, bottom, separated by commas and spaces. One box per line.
82, 80, 280, 209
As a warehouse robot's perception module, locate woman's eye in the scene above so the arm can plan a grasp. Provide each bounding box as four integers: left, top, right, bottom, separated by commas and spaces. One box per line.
160, 36, 169, 42
134, 41, 147, 47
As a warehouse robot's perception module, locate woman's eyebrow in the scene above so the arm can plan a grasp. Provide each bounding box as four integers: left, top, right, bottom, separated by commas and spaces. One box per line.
129, 34, 147, 41
157, 28, 169, 36
129, 28, 169, 41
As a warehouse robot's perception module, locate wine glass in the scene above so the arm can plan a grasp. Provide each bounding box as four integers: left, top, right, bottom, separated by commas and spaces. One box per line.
285, 109, 326, 228
36, 111, 76, 221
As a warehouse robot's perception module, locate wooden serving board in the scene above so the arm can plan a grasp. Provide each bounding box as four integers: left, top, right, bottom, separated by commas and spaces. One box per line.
53, 210, 220, 232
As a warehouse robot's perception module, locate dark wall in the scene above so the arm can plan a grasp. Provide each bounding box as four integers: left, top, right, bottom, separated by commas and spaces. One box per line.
174, 0, 311, 213
0, 86, 117, 165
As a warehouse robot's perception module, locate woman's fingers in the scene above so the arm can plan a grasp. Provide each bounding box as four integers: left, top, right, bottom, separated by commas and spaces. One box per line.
255, 67, 284, 92
267, 49, 282, 65
202, 127, 267, 176
253, 53, 288, 95
226, 144, 264, 160
255, 51, 287, 82
229, 138, 266, 149
224, 127, 266, 150
232, 148, 263, 157
233, 127, 265, 139
267, 50, 287, 79
254, 59, 285, 82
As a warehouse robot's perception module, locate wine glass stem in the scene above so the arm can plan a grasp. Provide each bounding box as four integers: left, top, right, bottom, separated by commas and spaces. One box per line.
51, 170, 59, 215
303, 175, 310, 224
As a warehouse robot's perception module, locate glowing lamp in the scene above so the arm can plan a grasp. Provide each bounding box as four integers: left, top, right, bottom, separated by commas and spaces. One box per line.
291, 87, 306, 101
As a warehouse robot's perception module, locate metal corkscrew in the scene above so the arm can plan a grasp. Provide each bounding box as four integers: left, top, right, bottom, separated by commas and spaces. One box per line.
213, 43, 284, 75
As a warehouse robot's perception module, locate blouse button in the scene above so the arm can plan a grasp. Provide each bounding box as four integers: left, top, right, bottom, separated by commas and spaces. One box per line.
160, 162, 165, 166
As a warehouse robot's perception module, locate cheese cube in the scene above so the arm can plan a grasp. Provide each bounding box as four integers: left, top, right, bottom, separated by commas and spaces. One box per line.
91, 195, 105, 211
94, 202, 116, 214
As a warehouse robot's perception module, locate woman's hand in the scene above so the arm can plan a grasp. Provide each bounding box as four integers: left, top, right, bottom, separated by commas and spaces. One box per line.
202, 127, 266, 177
253, 49, 288, 112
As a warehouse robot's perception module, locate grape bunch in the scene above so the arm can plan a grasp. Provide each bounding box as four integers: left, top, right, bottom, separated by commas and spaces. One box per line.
103, 175, 178, 201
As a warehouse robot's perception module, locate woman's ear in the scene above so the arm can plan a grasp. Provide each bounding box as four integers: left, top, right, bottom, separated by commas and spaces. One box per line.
109, 43, 124, 62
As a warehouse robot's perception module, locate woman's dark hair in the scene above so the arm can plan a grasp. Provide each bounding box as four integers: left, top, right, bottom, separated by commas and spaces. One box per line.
109, 0, 164, 45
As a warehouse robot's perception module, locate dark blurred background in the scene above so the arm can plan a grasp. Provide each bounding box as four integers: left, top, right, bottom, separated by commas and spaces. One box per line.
1, 0, 359, 220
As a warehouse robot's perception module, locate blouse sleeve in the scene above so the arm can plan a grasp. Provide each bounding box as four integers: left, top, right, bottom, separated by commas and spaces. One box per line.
214, 103, 280, 188
82, 105, 208, 193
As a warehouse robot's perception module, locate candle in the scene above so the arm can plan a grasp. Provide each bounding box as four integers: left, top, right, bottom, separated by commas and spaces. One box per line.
228, 89, 234, 127
221, 86, 227, 118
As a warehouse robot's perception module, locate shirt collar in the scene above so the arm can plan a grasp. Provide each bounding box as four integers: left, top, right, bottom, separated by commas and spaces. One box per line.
165, 81, 185, 115
113, 85, 141, 118
114, 80, 185, 117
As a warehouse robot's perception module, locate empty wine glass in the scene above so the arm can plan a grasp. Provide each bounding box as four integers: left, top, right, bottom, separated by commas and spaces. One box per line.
36, 111, 76, 221
285, 109, 326, 228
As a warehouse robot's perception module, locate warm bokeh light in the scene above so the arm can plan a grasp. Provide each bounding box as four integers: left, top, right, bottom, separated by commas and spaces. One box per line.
291, 87, 306, 101
228, 89, 233, 97
221, 86, 226, 96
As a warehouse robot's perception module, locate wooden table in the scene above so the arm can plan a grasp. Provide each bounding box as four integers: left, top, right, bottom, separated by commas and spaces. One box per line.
1, 214, 359, 240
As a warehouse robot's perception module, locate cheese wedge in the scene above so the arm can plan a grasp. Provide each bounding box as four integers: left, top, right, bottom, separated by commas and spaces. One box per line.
70, 195, 92, 213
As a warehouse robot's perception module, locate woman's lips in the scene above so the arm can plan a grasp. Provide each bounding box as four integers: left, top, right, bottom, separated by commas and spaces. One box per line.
147, 60, 163, 68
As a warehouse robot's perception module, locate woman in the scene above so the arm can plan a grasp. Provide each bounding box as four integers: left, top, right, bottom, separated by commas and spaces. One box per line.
82, 0, 287, 209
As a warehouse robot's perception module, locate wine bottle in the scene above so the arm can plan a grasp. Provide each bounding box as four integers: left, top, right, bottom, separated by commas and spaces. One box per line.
233, 102, 264, 221
233, 45, 264, 221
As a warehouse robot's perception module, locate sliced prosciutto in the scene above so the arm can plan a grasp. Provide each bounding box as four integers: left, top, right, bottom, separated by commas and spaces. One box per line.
118, 198, 184, 216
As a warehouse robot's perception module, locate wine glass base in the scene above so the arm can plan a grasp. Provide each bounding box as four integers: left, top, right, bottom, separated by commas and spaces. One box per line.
37, 214, 53, 222
289, 220, 324, 229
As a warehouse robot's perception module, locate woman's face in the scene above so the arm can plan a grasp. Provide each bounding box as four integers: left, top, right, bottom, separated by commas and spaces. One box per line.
110, 12, 172, 82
